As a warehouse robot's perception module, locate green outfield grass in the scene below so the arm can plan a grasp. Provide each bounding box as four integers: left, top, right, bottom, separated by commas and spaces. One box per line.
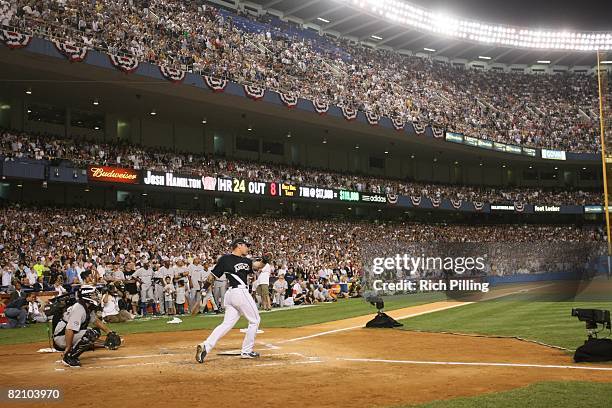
400, 293, 612, 350
0, 292, 444, 346
405, 381, 612, 408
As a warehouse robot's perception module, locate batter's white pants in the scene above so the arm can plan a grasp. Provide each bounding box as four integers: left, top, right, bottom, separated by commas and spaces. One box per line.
203, 287, 261, 354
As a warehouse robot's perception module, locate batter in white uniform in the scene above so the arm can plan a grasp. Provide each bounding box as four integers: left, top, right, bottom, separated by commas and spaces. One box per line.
195, 238, 264, 362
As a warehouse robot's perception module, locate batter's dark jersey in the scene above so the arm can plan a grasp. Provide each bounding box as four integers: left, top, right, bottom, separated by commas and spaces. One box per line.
212, 254, 253, 288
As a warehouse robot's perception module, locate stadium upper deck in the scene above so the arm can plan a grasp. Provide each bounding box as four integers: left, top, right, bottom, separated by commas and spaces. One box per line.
0, 0, 608, 152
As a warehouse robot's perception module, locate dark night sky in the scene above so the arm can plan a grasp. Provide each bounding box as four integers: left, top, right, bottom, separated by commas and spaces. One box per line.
410, 0, 612, 31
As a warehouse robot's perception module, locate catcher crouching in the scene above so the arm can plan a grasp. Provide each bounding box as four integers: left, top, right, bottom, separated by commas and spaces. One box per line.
49, 285, 122, 367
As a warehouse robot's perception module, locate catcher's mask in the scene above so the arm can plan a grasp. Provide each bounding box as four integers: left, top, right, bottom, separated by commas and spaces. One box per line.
77, 285, 101, 307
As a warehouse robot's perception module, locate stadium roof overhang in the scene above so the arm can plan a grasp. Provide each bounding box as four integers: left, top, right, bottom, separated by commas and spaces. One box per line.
227, 0, 607, 67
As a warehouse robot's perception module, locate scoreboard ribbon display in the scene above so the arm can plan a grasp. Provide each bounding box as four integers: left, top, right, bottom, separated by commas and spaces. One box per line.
138, 171, 399, 206
216, 177, 267, 195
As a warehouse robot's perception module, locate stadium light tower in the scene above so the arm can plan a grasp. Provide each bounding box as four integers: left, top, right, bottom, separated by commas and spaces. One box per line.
597, 50, 612, 273
334, 0, 612, 51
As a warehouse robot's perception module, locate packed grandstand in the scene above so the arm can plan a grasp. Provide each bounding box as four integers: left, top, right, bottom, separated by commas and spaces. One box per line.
0, 129, 601, 205
0, 0, 605, 152
0, 207, 605, 304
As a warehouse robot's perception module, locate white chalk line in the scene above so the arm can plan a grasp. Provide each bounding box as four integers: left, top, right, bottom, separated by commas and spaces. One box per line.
337, 357, 612, 372
56, 361, 174, 370
274, 283, 554, 345
219, 341, 281, 355
85, 361, 172, 370
91, 354, 172, 361
263, 343, 281, 350
275, 302, 471, 344
254, 360, 324, 368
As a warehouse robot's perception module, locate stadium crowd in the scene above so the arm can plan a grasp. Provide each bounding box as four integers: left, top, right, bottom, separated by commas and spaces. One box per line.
0, 0, 601, 152
0, 129, 601, 205
0, 205, 605, 327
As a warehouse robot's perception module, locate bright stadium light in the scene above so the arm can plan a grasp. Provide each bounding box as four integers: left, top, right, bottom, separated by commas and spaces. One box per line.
478, 56, 492, 60
431, 12, 460, 36
335, 0, 612, 51
602, 60, 612, 64
317, 17, 330, 23
371, 35, 383, 40
537, 60, 551, 64
424, 47, 436, 52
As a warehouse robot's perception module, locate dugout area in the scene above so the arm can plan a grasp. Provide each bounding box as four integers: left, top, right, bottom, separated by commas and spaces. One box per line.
1, 280, 612, 408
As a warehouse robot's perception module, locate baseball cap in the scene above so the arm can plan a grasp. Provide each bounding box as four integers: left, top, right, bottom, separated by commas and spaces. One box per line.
231, 238, 251, 248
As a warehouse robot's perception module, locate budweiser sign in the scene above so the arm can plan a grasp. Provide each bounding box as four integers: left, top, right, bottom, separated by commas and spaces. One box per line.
88, 166, 139, 184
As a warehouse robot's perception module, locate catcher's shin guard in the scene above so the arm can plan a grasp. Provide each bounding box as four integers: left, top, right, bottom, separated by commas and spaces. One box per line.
65, 328, 100, 359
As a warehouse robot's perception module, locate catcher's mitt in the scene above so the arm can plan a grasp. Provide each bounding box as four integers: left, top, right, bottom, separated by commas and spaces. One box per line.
104, 331, 122, 350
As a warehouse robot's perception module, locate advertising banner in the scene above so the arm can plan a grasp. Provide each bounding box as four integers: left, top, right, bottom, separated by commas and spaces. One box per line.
541, 149, 567, 160
88, 166, 139, 184
445, 132, 464, 143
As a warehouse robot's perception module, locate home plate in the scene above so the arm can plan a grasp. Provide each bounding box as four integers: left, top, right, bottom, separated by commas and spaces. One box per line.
240, 328, 264, 334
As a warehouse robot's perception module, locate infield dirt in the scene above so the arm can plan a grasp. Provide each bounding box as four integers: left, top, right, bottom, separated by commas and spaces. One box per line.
3, 295, 612, 408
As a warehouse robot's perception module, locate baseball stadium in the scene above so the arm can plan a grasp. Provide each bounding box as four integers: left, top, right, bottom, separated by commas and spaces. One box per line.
1, 0, 612, 407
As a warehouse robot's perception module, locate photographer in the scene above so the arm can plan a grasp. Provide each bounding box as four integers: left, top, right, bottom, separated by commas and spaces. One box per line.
101, 285, 133, 323
292, 277, 306, 306
118, 291, 131, 312
8, 281, 25, 301
28, 294, 48, 323
1, 291, 37, 328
